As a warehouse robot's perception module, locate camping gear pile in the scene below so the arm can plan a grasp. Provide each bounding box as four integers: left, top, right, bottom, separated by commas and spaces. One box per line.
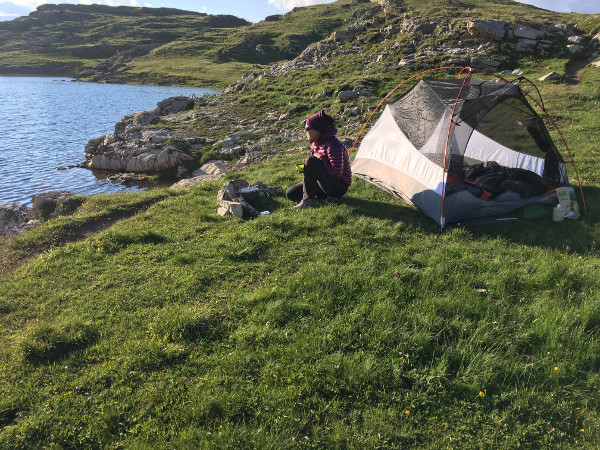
351, 68, 585, 228
216, 179, 283, 219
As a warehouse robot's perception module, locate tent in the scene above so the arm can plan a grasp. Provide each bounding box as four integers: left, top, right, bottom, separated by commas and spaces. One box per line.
351, 67, 585, 229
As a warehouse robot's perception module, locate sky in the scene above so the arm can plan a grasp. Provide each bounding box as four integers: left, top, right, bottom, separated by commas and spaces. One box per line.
0, 0, 599, 23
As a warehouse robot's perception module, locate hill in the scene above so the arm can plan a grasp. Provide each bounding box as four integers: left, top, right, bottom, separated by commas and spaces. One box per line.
0, 3, 250, 85
0, 1, 373, 87
2, 0, 600, 447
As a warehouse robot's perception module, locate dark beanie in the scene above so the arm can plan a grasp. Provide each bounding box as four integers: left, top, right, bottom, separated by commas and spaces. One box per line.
305, 110, 335, 132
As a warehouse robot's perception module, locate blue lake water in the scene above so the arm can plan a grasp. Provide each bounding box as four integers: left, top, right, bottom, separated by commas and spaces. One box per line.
0, 77, 214, 205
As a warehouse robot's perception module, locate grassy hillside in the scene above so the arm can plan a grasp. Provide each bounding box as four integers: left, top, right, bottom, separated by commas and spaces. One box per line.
2, 0, 600, 447
0, 3, 250, 84
0, 0, 373, 87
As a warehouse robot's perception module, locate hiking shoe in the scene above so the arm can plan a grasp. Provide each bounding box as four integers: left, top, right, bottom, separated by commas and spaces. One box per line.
326, 195, 342, 204
294, 198, 319, 209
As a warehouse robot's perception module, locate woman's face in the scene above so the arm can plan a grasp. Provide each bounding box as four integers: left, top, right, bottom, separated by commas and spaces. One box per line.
306, 129, 321, 143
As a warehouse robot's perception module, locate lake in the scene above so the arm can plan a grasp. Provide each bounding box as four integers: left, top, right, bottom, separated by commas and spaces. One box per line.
0, 77, 215, 205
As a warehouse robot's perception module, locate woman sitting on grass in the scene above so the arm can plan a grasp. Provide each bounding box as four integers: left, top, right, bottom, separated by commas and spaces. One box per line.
287, 110, 352, 209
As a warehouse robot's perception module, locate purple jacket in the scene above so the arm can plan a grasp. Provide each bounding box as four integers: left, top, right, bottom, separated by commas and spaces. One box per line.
311, 128, 352, 186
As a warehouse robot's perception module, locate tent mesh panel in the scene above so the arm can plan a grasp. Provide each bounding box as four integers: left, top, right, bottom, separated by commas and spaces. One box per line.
387, 77, 566, 189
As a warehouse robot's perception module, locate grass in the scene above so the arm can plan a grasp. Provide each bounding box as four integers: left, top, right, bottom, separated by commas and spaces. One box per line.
1, 143, 600, 446
2, 0, 600, 447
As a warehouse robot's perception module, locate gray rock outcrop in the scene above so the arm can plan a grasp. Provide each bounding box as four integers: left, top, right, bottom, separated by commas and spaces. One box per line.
83, 96, 197, 174
0, 203, 34, 238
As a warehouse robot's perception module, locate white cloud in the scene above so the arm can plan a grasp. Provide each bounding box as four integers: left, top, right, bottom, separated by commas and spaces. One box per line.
268, 0, 334, 13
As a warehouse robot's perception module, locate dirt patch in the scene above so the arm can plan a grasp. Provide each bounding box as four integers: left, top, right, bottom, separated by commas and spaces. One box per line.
565, 54, 599, 85
0, 201, 156, 276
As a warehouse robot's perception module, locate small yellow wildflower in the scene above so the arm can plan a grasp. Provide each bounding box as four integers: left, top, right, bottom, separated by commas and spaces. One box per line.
273, 374, 277, 379
405, 410, 410, 415
580, 428, 585, 433
554, 366, 558, 371
479, 391, 486, 397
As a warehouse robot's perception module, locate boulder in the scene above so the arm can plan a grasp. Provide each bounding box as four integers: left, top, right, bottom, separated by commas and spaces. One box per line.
465, 20, 507, 40
499, 69, 524, 77
234, 151, 267, 170
568, 35, 583, 45
83, 96, 201, 174
333, 29, 356, 42
194, 160, 229, 176
513, 26, 545, 40
155, 96, 195, 115
29, 191, 78, 221
0, 203, 33, 238
470, 56, 501, 72
515, 38, 537, 53
114, 110, 157, 135
567, 44, 581, 54
338, 90, 358, 103
87, 147, 194, 173
171, 173, 222, 189
539, 71, 561, 81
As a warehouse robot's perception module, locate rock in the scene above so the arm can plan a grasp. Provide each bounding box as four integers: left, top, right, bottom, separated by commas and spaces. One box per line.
234, 151, 267, 170
171, 173, 222, 189
333, 29, 356, 42
470, 56, 501, 72
155, 96, 195, 115
217, 200, 245, 218
515, 38, 537, 53
401, 18, 436, 34
84, 135, 106, 157
82, 96, 201, 175
114, 110, 157, 135
567, 44, 581, 54
345, 106, 362, 117
499, 69, 524, 77
216, 180, 250, 218
215, 179, 282, 218
513, 26, 545, 40
0, 202, 32, 238
338, 90, 358, 103
31, 191, 74, 220
217, 135, 239, 151
539, 71, 562, 81
87, 148, 195, 173
568, 35, 583, 45
465, 20, 508, 40
195, 160, 229, 176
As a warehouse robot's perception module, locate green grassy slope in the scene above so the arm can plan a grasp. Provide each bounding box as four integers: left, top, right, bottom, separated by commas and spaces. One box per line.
2, 0, 600, 447
0, 3, 250, 81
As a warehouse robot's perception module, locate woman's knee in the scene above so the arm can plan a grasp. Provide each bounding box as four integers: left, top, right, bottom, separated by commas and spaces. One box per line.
304, 155, 322, 168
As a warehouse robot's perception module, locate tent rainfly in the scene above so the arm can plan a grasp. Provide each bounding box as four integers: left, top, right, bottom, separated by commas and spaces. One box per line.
351, 67, 585, 229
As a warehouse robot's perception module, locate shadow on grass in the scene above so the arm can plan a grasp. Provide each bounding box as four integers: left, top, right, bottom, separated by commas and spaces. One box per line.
343, 185, 598, 254
465, 185, 598, 254
343, 195, 436, 229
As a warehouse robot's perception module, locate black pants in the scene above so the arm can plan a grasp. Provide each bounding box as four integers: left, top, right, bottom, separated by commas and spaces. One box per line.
286, 156, 348, 202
